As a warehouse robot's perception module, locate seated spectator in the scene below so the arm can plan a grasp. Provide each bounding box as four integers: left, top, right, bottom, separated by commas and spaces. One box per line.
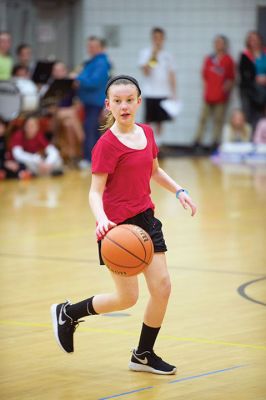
42, 61, 84, 166
221, 109, 252, 143
7, 114, 63, 176
12, 64, 39, 112
12, 64, 29, 78
40, 62, 73, 106
0, 117, 31, 180
16, 43, 35, 75
253, 118, 266, 144
0, 31, 12, 80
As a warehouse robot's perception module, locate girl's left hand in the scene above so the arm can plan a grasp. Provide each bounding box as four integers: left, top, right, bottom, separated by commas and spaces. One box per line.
178, 192, 197, 216
4, 160, 19, 172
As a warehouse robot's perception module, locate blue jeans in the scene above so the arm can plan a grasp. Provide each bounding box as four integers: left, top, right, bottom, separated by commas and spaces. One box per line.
83, 105, 102, 162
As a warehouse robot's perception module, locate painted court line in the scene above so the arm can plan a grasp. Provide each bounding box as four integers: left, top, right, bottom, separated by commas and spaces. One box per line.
99, 365, 246, 400
0, 320, 265, 351
98, 386, 153, 400
169, 364, 245, 383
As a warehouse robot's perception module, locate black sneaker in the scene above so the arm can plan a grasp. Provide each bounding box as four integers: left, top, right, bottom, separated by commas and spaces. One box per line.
129, 349, 177, 375
50, 300, 81, 353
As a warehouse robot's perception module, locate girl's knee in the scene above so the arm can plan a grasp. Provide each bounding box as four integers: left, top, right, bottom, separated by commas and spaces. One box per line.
118, 290, 139, 309
152, 276, 171, 300
162, 277, 172, 299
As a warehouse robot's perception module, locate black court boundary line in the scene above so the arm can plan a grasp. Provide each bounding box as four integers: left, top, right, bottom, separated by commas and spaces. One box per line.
0, 252, 264, 277
237, 277, 266, 306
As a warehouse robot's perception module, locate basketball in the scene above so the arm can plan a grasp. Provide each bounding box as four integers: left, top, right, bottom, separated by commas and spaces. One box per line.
101, 224, 154, 276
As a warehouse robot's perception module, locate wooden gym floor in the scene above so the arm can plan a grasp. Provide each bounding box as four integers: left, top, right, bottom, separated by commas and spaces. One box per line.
0, 157, 265, 400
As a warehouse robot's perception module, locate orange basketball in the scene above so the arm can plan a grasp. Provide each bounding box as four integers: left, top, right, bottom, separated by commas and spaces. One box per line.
101, 224, 154, 276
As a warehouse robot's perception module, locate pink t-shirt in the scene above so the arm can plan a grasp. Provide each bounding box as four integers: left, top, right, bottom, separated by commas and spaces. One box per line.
91, 123, 158, 224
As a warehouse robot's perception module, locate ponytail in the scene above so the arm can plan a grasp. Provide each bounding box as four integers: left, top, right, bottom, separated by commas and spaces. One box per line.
100, 110, 115, 132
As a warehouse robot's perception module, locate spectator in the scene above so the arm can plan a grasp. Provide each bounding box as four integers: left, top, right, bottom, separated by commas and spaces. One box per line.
49, 61, 84, 165
221, 109, 252, 143
138, 27, 177, 140
76, 36, 112, 168
7, 114, 63, 176
11, 64, 39, 112
239, 31, 266, 130
50, 61, 76, 107
12, 64, 30, 78
0, 117, 31, 179
253, 117, 266, 144
193, 35, 235, 152
16, 43, 34, 74
51, 61, 68, 79
0, 31, 12, 80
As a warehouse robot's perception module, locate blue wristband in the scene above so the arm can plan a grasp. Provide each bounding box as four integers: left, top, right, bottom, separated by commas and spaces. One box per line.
176, 189, 189, 199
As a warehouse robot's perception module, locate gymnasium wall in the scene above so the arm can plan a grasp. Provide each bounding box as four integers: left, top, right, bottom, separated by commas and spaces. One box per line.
80, 0, 266, 145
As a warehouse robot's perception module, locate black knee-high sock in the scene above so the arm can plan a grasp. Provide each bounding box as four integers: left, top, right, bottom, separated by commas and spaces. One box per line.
66, 296, 98, 320
137, 323, 161, 353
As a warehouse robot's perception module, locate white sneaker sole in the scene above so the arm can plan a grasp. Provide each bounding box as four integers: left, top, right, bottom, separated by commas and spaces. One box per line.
129, 361, 177, 375
50, 304, 72, 354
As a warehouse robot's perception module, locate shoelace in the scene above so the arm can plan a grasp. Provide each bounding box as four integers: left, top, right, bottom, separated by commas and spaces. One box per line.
63, 304, 84, 332
63, 301, 84, 331
71, 319, 84, 332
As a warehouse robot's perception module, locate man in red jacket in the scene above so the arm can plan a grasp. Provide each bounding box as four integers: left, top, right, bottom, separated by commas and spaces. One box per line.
194, 35, 235, 152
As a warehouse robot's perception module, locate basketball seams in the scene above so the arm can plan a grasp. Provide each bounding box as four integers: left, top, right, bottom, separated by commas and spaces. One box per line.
102, 253, 143, 269
101, 224, 154, 276
105, 235, 149, 266
118, 225, 149, 262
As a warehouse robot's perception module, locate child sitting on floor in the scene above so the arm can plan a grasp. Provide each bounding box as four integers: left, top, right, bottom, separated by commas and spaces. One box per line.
7, 114, 63, 176
0, 117, 31, 180
221, 109, 252, 144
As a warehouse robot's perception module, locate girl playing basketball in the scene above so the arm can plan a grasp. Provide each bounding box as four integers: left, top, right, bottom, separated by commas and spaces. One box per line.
51, 75, 196, 375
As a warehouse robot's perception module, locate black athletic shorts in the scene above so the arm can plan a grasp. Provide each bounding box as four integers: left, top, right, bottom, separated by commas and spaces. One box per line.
98, 208, 167, 265
145, 98, 172, 123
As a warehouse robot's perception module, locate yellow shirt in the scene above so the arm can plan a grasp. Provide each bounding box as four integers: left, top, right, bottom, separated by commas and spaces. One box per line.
0, 54, 12, 80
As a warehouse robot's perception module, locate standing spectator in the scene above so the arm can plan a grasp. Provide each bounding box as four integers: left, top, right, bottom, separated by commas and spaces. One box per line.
76, 36, 112, 168
239, 31, 266, 130
138, 27, 177, 141
193, 35, 235, 152
16, 43, 35, 74
0, 31, 12, 80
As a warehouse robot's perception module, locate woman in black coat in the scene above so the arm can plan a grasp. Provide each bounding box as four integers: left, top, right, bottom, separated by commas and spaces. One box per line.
239, 31, 266, 130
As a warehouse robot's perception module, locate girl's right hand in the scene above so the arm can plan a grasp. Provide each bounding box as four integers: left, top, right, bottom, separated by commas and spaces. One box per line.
96, 218, 116, 240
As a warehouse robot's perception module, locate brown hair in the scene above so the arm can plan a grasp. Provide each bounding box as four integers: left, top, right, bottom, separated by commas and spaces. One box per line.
101, 77, 141, 132
152, 27, 165, 36
245, 31, 264, 50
